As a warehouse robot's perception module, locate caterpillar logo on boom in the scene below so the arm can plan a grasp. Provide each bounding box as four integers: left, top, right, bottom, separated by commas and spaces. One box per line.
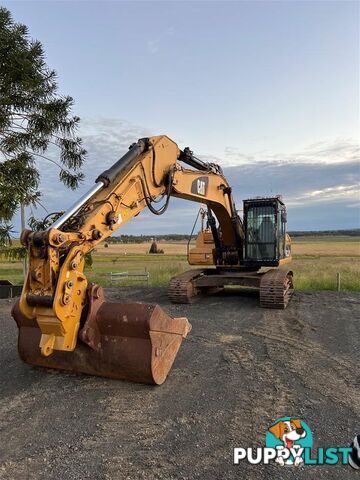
191, 176, 208, 196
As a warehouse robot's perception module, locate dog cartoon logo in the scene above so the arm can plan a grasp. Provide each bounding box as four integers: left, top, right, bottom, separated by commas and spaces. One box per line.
266, 417, 313, 466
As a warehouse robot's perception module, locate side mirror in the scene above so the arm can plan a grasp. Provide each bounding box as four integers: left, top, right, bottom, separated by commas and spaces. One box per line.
281, 211, 287, 223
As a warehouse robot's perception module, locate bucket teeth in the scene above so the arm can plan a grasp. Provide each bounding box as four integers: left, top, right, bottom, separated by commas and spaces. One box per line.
11, 285, 191, 385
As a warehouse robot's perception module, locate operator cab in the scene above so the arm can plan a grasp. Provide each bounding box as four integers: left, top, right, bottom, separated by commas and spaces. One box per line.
243, 196, 291, 268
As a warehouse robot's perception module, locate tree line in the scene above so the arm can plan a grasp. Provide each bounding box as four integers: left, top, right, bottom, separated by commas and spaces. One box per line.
107, 229, 359, 243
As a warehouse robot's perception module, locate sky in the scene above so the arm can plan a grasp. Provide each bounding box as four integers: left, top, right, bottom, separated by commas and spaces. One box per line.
3, 0, 360, 234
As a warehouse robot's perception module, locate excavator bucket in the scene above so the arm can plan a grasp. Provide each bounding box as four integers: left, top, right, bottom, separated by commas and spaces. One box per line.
11, 285, 191, 385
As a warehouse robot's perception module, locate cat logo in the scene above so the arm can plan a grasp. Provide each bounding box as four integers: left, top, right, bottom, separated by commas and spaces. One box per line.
191, 176, 208, 196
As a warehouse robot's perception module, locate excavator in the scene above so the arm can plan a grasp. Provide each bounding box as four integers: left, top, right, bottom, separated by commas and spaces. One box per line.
12, 135, 293, 385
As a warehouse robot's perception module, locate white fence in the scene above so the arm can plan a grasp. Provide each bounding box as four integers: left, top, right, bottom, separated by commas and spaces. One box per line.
110, 271, 150, 286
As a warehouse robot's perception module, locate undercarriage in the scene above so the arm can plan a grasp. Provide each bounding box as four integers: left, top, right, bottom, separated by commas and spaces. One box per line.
169, 267, 294, 309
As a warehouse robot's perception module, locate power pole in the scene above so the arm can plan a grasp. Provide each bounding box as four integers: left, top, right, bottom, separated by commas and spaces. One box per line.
20, 203, 27, 277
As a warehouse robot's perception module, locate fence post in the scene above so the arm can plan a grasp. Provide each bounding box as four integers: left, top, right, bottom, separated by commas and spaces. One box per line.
336, 272, 341, 292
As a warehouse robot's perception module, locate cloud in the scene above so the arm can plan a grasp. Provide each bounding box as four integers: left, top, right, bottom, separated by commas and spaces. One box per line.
225, 138, 360, 166
26, 117, 152, 218
147, 40, 159, 55
146, 26, 175, 55
224, 158, 359, 203
16, 118, 360, 233
222, 157, 359, 231
80, 117, 152, 164
301, 184, 359, 202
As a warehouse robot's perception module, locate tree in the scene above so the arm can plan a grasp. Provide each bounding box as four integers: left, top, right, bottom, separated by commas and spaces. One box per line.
0, 223, 13, 247
0, 7, 86, 234
149, 239, 158, 254
149, 239, 164, 254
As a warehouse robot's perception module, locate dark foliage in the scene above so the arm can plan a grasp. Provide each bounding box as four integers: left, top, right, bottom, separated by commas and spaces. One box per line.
0, 7, 86, 239
108, 234, 190, 244
288, 229, 360, 237
107, 229, 360, 244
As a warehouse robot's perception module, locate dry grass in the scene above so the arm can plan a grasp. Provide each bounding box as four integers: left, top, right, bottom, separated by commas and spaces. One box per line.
292, 241, 359, 256
1, 237, 359, 291
97, 239, 360, 257
97, 242, 188, 255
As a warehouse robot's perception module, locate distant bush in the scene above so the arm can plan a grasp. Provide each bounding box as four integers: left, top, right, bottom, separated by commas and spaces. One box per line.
149, 241, 164, 254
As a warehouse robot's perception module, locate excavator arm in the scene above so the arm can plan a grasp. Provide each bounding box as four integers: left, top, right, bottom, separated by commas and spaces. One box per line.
12, 135, 244, 383
18, 135, 244, 358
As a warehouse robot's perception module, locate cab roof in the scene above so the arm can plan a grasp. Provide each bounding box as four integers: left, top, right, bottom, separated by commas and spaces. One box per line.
243, 196, 285, 207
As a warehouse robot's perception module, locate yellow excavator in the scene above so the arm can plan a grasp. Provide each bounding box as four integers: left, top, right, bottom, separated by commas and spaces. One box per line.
12, 135, 293, 384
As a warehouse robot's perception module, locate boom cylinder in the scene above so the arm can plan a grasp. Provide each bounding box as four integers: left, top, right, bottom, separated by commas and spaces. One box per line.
179, 147, 222, 175
95, 139, 147, 187
50, 139, 148, 230
51, 181, 105, 230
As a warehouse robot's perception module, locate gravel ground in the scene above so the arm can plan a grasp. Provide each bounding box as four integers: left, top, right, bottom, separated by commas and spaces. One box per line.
0, 287, 359, 480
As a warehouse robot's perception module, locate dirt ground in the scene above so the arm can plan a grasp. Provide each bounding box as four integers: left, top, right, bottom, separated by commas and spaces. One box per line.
0, 287, 359, 480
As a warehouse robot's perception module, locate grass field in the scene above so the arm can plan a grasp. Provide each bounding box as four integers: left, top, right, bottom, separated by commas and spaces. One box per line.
1, 237, 359, 291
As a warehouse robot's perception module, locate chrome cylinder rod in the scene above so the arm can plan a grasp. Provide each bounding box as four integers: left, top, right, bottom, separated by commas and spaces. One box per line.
50, 181, 105, 230
50, 139, 147, 231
